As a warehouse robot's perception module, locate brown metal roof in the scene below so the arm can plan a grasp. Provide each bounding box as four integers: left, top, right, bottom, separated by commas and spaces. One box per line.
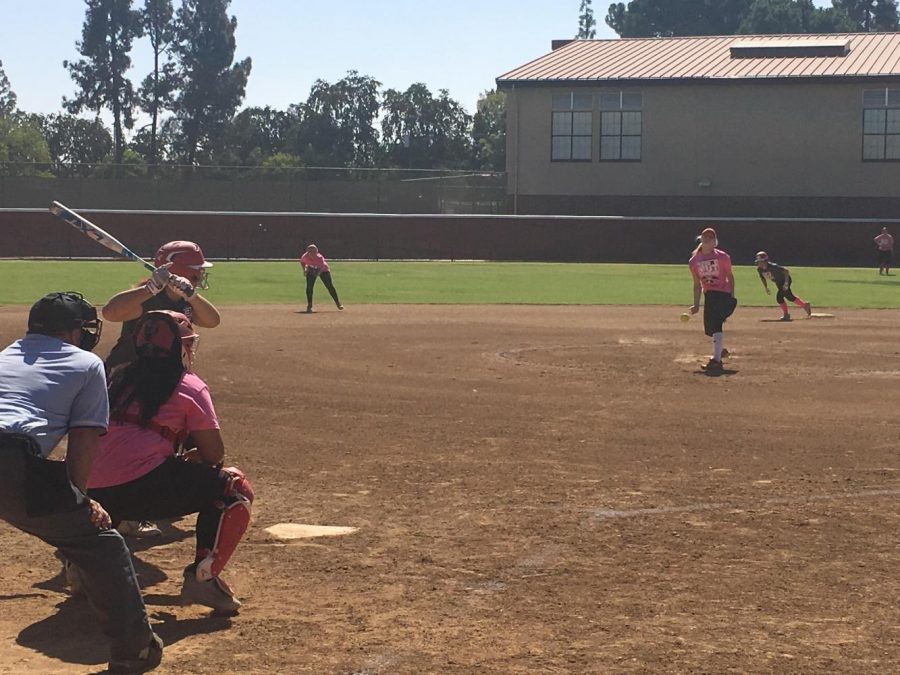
497, 33, 900, 84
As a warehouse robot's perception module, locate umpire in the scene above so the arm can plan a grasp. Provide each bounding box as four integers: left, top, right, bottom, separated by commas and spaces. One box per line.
0, 292, 162, 673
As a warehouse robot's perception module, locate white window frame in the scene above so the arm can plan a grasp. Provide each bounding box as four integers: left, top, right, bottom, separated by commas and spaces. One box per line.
600, 91, 642, 162
862, 88, 900, 162
551, 93, 593, 162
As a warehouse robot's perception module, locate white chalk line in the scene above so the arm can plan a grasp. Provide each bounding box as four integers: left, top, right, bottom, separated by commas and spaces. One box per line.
587, 487, 900, 521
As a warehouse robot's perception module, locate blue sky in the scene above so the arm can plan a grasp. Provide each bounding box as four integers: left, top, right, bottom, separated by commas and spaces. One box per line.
1, 0, 833, 121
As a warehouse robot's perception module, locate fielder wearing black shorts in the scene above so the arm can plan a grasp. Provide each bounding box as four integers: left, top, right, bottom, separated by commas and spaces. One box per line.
689, 228, 737, 372
754, 251, 811, 321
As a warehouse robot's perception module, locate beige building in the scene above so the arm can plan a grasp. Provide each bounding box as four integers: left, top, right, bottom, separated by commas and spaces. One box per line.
497, 33, 900, 217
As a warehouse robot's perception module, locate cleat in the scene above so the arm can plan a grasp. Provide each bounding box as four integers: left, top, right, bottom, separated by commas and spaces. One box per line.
804, 302, 812, 317
64, 560, 85, 597
108, 632, 163, 673
701, 358, 723, 372
337, 304, 344, 310
117, 520, 162, 538
181, 567, 241, 614
305, 307, 313, 314
779, 313, 792, 321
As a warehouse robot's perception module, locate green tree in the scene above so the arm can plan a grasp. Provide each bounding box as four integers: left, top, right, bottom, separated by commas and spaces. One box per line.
171, 0, 252, 164
739, 0, 856, 33
217, 105, 294, 165
606, 0, 753, 37
380, 83, 472, 169
472, 89, 506, 171
289, 71, 381, 167
138, 0, 181, 167
578, 0, 597, 38
0, 116, 51, 176
833, 0, 899, 30
63, 0, 143, 165
30, 113, 113, 176
0, 60, 17, 116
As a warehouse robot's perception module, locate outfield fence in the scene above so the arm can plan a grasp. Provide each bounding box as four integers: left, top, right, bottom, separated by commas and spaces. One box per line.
2, 208, 900, 267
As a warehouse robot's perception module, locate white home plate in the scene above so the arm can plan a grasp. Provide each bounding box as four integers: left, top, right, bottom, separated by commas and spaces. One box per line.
265, 523, 358, 540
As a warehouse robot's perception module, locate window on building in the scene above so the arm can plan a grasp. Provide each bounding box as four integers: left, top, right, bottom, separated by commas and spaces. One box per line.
863, 88, 900, 161
551, 93, 593, 161
600, 92, 642, 161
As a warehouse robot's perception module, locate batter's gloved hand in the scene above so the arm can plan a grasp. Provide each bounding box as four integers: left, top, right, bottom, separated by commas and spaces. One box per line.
145, 264, 172, 295
168, 274, 195, 299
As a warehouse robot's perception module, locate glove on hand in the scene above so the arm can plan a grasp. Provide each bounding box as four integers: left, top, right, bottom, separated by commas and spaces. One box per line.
782, 283, 790, 291
168, 274, 195, 299
145, 265, 171, 295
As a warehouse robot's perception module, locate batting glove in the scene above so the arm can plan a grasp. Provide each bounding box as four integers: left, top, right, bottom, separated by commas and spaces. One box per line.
168, 274, 195, 299
145, 265, 171, 295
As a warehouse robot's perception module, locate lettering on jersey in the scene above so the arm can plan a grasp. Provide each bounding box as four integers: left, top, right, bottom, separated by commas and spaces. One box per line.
697, 259, 720, 286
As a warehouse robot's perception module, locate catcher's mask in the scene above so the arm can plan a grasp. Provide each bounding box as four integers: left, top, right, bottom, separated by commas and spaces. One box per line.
154, 241, 213, 289
28, 291, 103, 351
134, 310, 199, 370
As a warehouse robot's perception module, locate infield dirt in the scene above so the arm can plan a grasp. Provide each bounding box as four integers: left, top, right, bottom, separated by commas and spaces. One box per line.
0, 304, 897, 674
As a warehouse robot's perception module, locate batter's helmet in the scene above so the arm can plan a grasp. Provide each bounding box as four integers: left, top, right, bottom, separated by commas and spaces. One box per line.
28, 291, 103, 351
154, 241, 213, 289
755, 251, 769, 263
134, 310, 199, 369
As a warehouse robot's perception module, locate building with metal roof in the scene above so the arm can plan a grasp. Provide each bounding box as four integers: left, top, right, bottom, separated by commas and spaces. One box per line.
496, 33, 900, 217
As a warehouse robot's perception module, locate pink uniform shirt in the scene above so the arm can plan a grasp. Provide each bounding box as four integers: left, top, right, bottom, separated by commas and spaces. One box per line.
88, 372, 220, 489
875, 232, 894, 251
689, 248, 734, 294
299, 251, 329, 273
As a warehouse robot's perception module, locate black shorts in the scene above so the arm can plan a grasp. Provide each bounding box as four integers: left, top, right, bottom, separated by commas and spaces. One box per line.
877, 250, 892, 265
703, 291, 737, 337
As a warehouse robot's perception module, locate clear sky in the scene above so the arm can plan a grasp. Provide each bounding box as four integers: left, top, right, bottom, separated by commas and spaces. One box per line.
1, 0, 834, 123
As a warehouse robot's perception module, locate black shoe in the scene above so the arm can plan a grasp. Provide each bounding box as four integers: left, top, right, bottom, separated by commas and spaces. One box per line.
701, 358, 723, 372
108, 633, 163, 673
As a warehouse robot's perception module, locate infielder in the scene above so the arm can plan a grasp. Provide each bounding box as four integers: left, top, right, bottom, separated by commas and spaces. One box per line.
688, 228, 737, 372
754, 251, 812, 321
87, 311, 253, 614
103, 240, 220, 538
300, 243, 343, 313
0, 292, 163, 672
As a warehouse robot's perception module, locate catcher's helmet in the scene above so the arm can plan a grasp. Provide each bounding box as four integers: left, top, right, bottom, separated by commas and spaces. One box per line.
154, 241, 213, 289
755, 251, 769, 263
134, 310, 199, 369
28, 291, 103, 351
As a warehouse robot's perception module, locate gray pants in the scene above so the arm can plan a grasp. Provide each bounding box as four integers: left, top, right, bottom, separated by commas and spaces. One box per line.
0, 438, 154, 660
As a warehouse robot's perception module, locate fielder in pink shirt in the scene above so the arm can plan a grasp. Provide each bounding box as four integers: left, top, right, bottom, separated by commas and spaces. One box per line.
688, 227, 737, 372
299, 244, 343, 313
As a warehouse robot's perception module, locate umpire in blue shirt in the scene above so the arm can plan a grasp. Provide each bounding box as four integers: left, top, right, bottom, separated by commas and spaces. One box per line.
0, 292, 162, 673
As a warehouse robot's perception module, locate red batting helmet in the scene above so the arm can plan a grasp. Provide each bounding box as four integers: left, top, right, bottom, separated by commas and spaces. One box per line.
154, 241, 213, 289
134, 310, 199, 369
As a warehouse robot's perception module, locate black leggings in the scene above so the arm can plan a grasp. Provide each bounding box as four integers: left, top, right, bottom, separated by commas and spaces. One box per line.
703, 290, 738, 336
775, 285, 797, 304
306, 271, 341, 307
89, 457, 226, 552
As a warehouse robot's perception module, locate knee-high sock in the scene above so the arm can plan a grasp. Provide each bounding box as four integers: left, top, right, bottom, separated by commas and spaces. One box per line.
712, 332, 723, 360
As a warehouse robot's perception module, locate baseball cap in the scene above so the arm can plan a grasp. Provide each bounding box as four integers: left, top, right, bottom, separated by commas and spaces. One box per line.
754, 251, 769, 262
699, 227, 717, 239
28, 291, 98, 334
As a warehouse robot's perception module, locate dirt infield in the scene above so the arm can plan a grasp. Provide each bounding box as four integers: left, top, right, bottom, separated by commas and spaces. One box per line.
0, 304, 898, 674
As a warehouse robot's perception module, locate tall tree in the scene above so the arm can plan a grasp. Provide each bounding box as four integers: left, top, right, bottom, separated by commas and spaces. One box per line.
380, 83, 472, 169
578, 0, 597, 38
63, 0, 143, 165
0, 60, 17, 116
171, 0, 252, 164
833, 0, 899, 30
740, 0, 856, 33
289, 71, 381, 167
218, 105, 294, 165
606, 0, 753, 37
138, 0, 181, 168
472, 89, 506, 171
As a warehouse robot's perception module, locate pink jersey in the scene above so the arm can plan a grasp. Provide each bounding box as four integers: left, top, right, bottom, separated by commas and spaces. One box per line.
299, 251, 330, 273
88, 372, 220, 489
689, 248, 734, 294
874, 232, 894, 251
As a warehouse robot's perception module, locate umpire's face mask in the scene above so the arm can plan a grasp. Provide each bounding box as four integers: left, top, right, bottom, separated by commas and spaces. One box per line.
78, 306, 103, 352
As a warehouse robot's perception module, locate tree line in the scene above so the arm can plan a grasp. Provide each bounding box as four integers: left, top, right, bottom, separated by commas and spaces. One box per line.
577, 0, 899, 38
0, 0, 506, 178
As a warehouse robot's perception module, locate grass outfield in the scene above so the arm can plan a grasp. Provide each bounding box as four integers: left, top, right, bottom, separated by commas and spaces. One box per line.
1, 260, 899, 308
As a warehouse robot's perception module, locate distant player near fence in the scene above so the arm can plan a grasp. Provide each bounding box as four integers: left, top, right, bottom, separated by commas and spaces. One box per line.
688, 228, 737, 373
874, 227, 894, 276
299, 244, 344, 313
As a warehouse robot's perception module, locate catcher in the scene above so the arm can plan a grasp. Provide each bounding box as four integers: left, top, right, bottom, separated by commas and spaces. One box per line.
300, 243, 343, 313
754, 251, 812, 321
86, 310, 253, 614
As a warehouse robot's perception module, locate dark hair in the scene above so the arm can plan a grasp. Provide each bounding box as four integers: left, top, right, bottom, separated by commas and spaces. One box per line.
108, 356, 184, 427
